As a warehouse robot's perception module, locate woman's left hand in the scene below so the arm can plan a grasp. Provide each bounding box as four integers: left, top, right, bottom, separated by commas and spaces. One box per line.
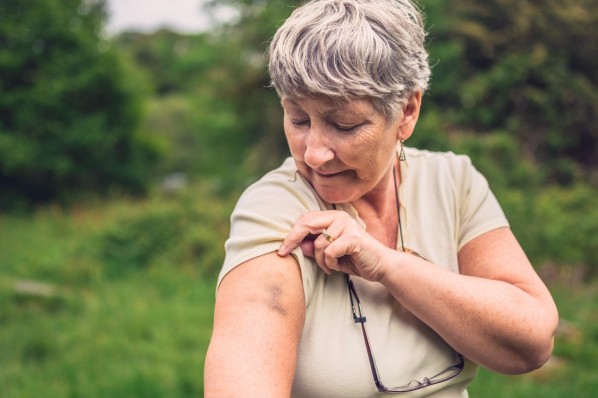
277, 210, 392, 282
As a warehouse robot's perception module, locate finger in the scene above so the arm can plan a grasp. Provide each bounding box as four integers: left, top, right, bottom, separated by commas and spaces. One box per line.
313, 234, 330, 273
321, 229, 334, 243
291, 233, 335, 274
298, 239, 315, 258
323, 232, 362, 275
323, 240, 351, 273
324, 253, 340, 272
277, 211, 338, 255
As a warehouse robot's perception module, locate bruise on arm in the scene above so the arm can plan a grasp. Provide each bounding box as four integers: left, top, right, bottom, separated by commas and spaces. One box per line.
264, 284, 289, 316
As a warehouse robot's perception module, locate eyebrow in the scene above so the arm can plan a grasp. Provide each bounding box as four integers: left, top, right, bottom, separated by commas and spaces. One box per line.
282, 98, 357, 118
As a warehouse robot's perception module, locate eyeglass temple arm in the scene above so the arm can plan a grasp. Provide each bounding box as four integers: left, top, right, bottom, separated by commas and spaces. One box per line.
361, 319, 387, 390
346, 275, 385, 388
347, 278, 366, 324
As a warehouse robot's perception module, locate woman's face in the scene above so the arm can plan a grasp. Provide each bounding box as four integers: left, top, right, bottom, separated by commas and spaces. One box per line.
282, 96, 404, 204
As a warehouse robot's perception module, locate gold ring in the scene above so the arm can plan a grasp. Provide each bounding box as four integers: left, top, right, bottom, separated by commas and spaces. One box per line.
321, 229, 334, 243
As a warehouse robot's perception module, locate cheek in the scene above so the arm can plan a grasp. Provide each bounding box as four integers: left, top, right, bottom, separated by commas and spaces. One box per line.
345, 133, 396, 175
345, 132, 390, 162
283, 125, 306, 157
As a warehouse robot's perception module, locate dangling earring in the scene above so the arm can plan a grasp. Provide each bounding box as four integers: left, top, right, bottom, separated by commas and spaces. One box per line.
399, 140, 406, 161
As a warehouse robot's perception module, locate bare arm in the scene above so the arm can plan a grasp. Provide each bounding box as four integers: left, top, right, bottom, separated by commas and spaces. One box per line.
379, 227, 558, 374
204, 252, 305, 397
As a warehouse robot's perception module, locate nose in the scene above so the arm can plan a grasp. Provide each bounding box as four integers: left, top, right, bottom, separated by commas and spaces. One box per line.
303, 126, 334, 168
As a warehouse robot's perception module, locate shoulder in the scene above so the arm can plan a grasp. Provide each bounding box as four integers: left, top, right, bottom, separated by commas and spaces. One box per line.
221, 158, 324, 296
404, 147, 483, 194
236, 157, 323, 215
403, 147, 506, 246
406, 147, 475, 173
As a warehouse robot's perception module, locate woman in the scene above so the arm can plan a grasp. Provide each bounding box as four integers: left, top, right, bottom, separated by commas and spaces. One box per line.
204, 0, 558, 396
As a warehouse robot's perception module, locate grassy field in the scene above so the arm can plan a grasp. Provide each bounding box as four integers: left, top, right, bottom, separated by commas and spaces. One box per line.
0, 189, 596, 397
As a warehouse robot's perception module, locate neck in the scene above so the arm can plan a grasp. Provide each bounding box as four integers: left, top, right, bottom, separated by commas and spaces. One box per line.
353, 159, 400, 217
351, 160, 401, 250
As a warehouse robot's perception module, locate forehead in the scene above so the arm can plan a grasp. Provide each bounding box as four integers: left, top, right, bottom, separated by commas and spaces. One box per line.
281, 96, 380, 118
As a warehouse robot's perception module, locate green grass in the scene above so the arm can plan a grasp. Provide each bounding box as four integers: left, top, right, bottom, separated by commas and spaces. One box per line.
0, 187, 227, 397
0, 271, 216, 397
0, 186, 596, 397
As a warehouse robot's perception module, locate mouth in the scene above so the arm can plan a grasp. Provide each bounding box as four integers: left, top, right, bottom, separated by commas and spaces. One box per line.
314, 169, 343, 178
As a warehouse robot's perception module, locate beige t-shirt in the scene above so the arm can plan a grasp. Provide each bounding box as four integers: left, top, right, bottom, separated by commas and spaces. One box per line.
218, 147, 509, 397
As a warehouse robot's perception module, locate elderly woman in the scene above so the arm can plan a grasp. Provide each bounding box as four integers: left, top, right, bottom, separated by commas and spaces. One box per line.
204, 0, 558, 396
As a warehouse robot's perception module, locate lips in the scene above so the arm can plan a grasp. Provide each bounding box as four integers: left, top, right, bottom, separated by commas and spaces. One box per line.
314, 170, 343, 177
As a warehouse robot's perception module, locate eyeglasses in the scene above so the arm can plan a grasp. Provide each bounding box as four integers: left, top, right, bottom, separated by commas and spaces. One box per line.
346, 249, 464, 393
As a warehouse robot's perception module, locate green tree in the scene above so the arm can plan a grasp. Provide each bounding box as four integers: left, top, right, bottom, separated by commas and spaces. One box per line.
116, 30, 219, 96
115, 30, 257, 187
202, 0, 302, 175
0, 0, 158, 209
424, 0, 597, 183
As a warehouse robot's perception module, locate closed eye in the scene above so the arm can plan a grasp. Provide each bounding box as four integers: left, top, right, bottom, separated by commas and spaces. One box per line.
291, 119, 310, 127
334, 122, 365, 132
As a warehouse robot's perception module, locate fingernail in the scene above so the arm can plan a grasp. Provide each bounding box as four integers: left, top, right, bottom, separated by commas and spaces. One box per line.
277, 245, 287, 256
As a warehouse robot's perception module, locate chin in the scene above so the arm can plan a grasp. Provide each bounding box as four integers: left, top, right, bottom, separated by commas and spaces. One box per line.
313, 185, 356, 204
299, 167, 357, 203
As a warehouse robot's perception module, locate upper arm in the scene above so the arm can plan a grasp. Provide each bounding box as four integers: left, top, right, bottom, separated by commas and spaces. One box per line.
204, 252, 305, 398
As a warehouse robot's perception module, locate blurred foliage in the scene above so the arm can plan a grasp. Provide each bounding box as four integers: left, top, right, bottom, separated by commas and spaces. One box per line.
0, 181, 234, 284
201, 0, 305, 176
0, 0, 160, 209
0, 0, 596, 266
424, 0, 597, 184
507, 183, 598, 269
91, 186, 232, 279
114, 30, 272, 187
0, 182, 233, 394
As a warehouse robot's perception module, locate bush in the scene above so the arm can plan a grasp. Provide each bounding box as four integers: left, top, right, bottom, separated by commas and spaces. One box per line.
425, 0, 597, 182
92, 185, 234, 279
503, 183, 598, 270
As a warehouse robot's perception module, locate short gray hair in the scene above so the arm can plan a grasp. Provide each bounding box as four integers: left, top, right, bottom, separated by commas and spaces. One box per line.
268, 0, 430, 120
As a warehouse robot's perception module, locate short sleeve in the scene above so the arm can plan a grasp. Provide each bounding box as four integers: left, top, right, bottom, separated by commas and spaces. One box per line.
217, 160, 324, 305
455, 156, 510, 250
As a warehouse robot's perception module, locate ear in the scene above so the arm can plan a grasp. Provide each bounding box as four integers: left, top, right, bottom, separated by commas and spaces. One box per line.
396, 90, 422, 141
